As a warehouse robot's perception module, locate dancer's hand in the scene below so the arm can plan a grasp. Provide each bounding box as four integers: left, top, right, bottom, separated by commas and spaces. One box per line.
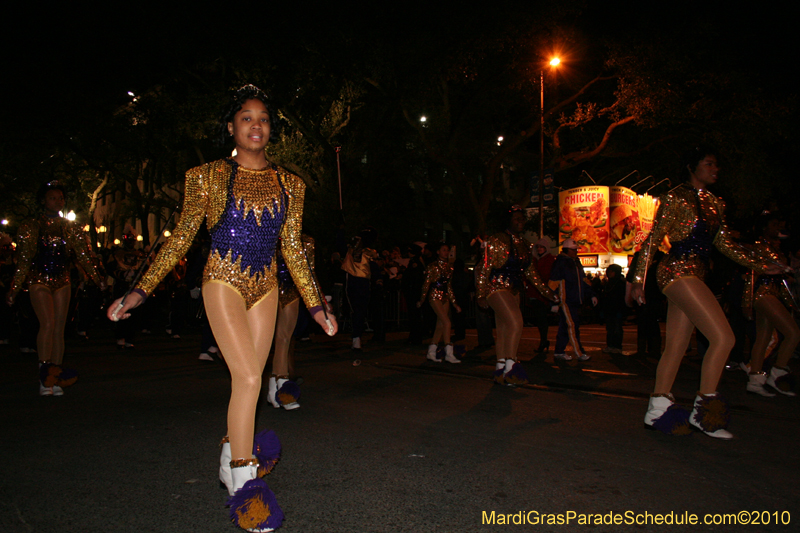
630, 283, 645, 305
764, 264, 790, 276
107, 291, 144, 322
5, 293, 13, 307
591, 296, 598, 307
312, 308, 338, 336
454, 304, 462, 313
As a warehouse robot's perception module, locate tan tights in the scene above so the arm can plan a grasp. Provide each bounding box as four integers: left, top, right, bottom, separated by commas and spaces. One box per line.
658, 277, 733, 395
751, 295, 800, 372
487, 290, 522, 361
203, 282, 278, 460
30, 284, 71, 365
429, 299, 451, 345
273, 299, 299, 377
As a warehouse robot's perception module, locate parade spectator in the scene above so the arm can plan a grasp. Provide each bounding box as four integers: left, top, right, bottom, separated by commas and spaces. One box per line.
550, 238, 597, 362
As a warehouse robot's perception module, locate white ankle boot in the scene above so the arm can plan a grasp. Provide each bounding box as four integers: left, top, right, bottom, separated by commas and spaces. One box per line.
426, 344, 439, 361
230, 458, 259, 494
267, 376, 280, 408
644, 394, 674, 427
220, 437, 233, 495
444, 344, 460, 364
767, 366, 796, 396
747, 372, 776, 397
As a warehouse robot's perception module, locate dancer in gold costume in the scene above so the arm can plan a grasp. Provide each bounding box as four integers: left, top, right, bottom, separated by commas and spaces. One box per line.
7, 181, 105, 396
418, 242, 461, 363
633, 147, 784, 439
477, 206, 557, 385
742, 214, 798, 397
108, 86, 336, 532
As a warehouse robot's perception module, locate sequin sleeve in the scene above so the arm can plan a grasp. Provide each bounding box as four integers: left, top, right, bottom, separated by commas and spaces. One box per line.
476, 234, 508, 300
279, 173, 322, 310
420, 262, 435, 302
524, 245, 557, 301
446, 266, 457, 306
8, 219, 37, 297
712, 219, 768, 274
632, 192, 676, 284
65, 222, 103, 287
136, 165, 209, 296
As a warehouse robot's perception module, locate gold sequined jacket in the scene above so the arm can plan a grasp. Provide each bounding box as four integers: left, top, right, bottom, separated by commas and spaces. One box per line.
9, 215, 103, 296
420, 259, 457, 305
742, 239, 795, 310
633, 183, 767, 291
476, 232, 556, 301
136, 159, 322, 311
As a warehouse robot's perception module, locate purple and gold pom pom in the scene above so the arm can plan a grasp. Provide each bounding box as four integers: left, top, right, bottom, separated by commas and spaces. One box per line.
39, 363, 61, 387
492, 368, 505, 385
276, 380, 300, 407
55, 367, 78, 387
504, 361, 529, 386
692, 393, 730, 433
651, 405, 692, 436
228, 478, 284, 531
253, 430, 281, 477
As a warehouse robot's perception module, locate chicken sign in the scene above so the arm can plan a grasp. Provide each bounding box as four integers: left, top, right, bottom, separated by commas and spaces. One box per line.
559, 186, 610, 254
559, 185, 658, 257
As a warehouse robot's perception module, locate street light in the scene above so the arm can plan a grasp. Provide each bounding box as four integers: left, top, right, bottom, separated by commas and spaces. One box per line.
539, 56, 561, 238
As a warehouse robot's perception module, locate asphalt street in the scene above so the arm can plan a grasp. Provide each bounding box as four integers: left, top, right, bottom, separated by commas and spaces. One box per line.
1, 323, 798, 533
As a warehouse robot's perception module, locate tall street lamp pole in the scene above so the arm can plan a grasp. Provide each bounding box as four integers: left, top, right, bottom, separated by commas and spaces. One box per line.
539, 57, 560, 239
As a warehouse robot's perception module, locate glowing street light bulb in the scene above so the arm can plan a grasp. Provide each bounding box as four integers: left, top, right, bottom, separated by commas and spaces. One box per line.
128, 91, 135, 96
1, 219, 8, 225
136, 235, 144, 241
550, 57, 561, 67
420, 116, 427, 123
66, 211, 76, 221
114, 239, 121, 245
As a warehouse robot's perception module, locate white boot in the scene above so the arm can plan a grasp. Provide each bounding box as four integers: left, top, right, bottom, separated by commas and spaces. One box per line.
230, 458, 259, 494
426, 344, 439, 362
767, 366, 796, 396
644, 394, 674, 427
267, 376, 280, 408
444, 344, 460, 364
229, 458, 277, 532
220, 437, 233, 495
747, 372, 776, 397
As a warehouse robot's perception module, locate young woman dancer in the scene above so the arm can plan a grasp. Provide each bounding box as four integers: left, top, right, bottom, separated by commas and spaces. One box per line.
632, 147, 782, 439
108, 85, 337, 532
742, 214, 799, 397
7, 181, 105, 396
477, 206, 558, 385
417, 242, 461, 363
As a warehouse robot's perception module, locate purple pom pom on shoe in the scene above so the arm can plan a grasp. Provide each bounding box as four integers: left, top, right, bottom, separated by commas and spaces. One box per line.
253, 430, 281, 477
692, 393, 731, 433
651, 405, 692, 436
276, 380, 300, 407
228, 478, 284, 531
504, 361, 529, 386
492, 368, 505, 385
55, 367, 78, 387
